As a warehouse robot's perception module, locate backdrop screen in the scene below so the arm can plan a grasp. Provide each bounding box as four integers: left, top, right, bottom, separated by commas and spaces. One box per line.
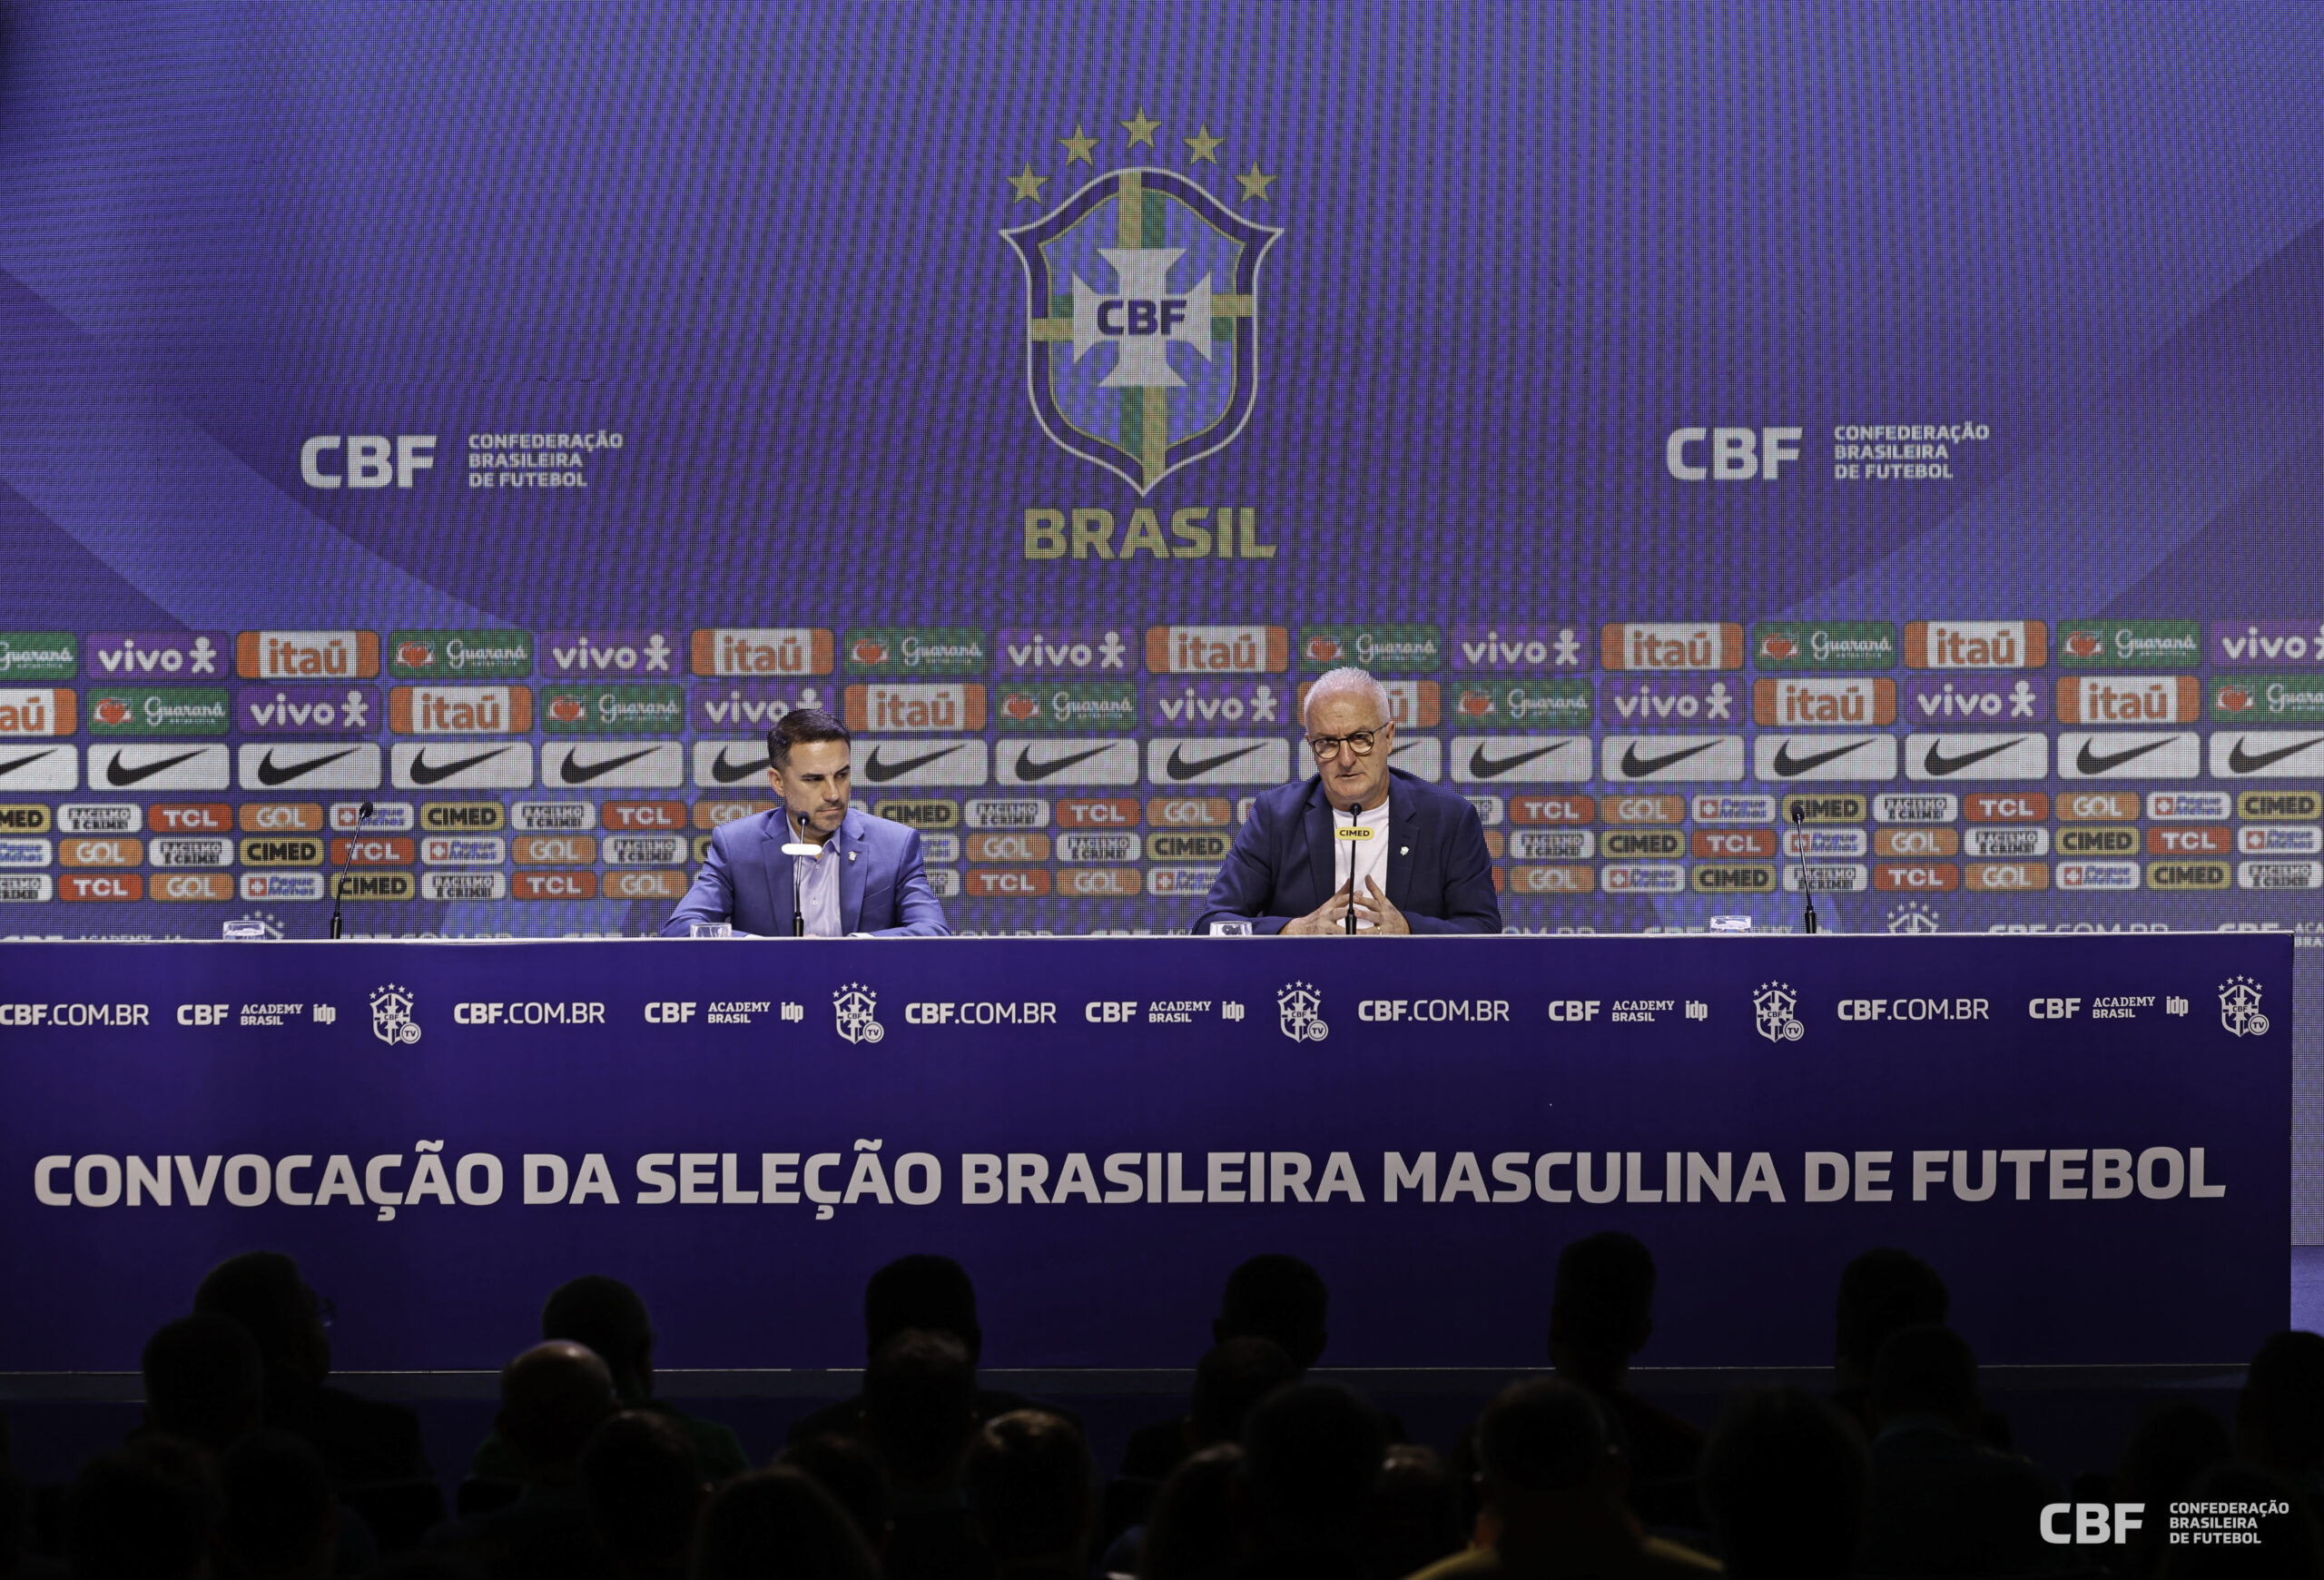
0, 5, 2319, 1211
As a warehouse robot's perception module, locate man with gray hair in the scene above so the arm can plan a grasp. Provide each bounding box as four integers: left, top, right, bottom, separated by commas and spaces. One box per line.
1191, 666, 1500, 934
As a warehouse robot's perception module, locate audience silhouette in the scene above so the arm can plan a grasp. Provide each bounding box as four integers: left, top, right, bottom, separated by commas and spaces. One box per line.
5, 1241, 2314, 1576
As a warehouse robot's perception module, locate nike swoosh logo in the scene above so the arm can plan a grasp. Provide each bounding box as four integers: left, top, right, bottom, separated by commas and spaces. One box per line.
256, 747, 358, 786
1920, 737, 2024, 776
1014, 744, 1114, 782
558, 746, 658, 785
2229, 736, 2324, 774
1468, 742, 1571, 778
709, 746, 770, 784
1165, 743, 1262, 780
1617, 740, 1716, 778
862, 745, 962, 784
103, 748, 205, 786
2073, 737, 2175, 775
1770, 739, 1873, 778
408, 746, 512, 785
0, 749, 58, 779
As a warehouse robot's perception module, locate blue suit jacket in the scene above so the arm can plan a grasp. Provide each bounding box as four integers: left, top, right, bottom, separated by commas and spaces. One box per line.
661, 806, 950, 937
1191, 768, 1502, 934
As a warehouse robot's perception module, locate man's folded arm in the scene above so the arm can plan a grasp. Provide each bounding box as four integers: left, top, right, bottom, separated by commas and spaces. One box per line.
1190, 803, 1290, 935
661, 829, 736, 936
872, 830, 950, 937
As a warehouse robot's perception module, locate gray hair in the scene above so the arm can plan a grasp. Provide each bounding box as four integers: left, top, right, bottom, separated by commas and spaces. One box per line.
1302, 666, 1392, 728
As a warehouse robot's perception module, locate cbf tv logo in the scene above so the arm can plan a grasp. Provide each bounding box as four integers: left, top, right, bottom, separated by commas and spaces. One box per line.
1277, 981, 1328, 1043
2220, 976, 2270, 1038
1754, 982, 1805, 1043
834, 983, 885, 1045
1002, 113, 1283, 494
369, 984, 420, 1046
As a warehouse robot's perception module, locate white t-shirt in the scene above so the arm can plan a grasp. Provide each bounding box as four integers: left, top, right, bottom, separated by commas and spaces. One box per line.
1331, 799, 1393, 926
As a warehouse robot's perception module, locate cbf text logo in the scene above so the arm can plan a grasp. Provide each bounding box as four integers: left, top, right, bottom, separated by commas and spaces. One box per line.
2220, 976, 2270, 1038
1002, 111, 1282, 493
1276, 981, 1328, 1042
369, 984, 420, 1046
834, 983, 885, 1045
1754, 982, 1805, 1042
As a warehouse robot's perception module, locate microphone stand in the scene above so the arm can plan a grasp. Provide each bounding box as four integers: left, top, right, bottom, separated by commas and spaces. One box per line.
1792, 804, 1818, 935
326, 801, 374, 940
783, 811, 821, 938
1343, 801, 1360, 936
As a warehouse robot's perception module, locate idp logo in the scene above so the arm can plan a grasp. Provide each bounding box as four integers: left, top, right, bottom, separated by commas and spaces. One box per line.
1665, 427, 1803, 481
300, 436, 437, 489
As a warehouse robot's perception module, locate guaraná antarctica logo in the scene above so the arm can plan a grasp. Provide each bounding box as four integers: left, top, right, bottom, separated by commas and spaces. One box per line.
1276, 980, 1328, 1042
1002, 108, 1282, 494
2219, 976, 2269, 1038
833, 983, 885, 1044
369, 983, 420, 1045
1754, 981, 1805, 1043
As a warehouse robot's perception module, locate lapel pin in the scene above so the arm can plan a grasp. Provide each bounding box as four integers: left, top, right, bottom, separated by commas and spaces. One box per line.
1400, 845, 1410, 855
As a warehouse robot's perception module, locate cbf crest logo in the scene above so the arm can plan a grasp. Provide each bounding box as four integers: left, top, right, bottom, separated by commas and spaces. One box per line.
1003, 111, 1283, 494
833, 983, 885, 1045
369, 983, 420, 1046
2219, 975, 2270, 1038
1276, 981, 1328, 1042
1753, 982, 1805, 1043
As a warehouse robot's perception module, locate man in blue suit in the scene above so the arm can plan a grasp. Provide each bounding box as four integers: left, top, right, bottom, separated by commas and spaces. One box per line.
1193, 667, 1501, 935
663, 707, 949, 937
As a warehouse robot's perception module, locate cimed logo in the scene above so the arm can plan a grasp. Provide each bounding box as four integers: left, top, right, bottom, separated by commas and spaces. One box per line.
833, 983, 885, 1045
1753, 982, 1805, 1043
1001, 114, 1283, 494
1276, 981, 1328, 1042
369, 983, 420, 1046
2219, 975, 2269, 1038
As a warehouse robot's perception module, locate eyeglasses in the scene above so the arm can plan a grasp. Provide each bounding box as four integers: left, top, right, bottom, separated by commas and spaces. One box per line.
1307, 729, 1384, 760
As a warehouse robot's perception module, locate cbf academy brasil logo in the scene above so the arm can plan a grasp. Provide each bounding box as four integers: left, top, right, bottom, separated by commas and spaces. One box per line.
1002, 110, 1283, 494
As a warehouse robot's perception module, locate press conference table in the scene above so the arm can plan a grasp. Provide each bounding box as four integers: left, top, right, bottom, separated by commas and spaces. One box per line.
0, 933, 2290, 1377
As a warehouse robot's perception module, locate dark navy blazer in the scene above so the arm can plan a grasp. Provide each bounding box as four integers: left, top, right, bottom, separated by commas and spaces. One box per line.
661, 805, 949, 937
1190, 768, 1502, 934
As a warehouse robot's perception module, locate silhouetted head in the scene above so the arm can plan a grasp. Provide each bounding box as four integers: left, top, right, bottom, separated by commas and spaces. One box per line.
1473, 1378, 1612, 1499
1141, 1445, 1243, 1580
223, 1430, 336, 1580
1549, 1232, 1657, 1378
1364, 1445, 1462, 1580
542, 1276, 655, 1407
496, 1340, 617, 1484
864, 1255, 981, 1365
1213, 1254, 1329, 1371
862, 1330, 978, 1493
143, 1313, 264, 1451
1239, 1382, 1385, 1555
1872, 1324, 1979, 1431
2120, 1403, 2232, 1569
694, 1467, 880, 1580
67, 1437, 220, 1580
2239, 1330, 2324, 1480
1700, 1388, 1868, 1580
1191, 1336, 1302, 1448
779, 1434, 891, 1552
193, 1249, 329, 1399
964, 1410, 1094, 1567
1834, 1248, 1948, 1387
581, 1409, 704, 1568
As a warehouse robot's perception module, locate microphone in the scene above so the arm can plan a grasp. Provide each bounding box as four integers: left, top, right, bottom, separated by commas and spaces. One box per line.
326, 801, 374, 941
1792, 803, 1818, 936
1337, 798, 1364, 935
783, 810, 822, 938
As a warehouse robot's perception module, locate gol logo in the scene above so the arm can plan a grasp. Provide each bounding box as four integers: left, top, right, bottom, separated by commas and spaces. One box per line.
1304, 636, 1342, 663
1758, 633, 1798, 660
852, 637, 889, 665
94, 697, 133, 726
2216, 686, 2252, 714
2062, 629, 2105, 659
1455, 690, 1494, 717
547, 695, 586, 723
1000, 693, 1040, 721
397, 640, 435, 668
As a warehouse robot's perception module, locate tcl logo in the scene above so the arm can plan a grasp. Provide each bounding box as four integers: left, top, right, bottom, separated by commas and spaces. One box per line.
1665, 426, 1803, 481
2148, 827, 2231, 856
604, 801, 684, 830
152, 804, 231, 832
966, 869, 1052, 897
1058, 798, 1140, 826
300, 435, 437, 489
61, 874, 142, 902
513, 871, 598, 900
